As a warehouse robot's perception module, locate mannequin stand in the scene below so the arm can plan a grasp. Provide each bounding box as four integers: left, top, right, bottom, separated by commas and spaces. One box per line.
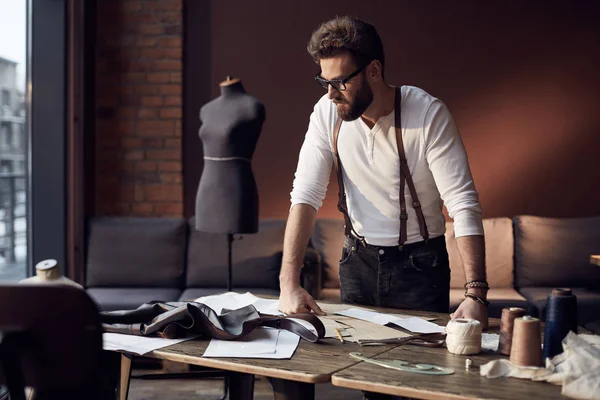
227, 233, 234, 292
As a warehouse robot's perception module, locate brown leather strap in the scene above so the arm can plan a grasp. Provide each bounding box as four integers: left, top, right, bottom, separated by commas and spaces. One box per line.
333, 117, 364, 241
394, 87, 429, 245
332, 86, 429, 247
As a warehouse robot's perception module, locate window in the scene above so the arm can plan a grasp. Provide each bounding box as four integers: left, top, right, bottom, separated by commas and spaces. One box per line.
1, 89, 9, 107
0, 0, 28, 281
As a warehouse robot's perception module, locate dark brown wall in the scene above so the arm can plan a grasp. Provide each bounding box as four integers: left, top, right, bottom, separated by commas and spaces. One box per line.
185, 1, 600, 220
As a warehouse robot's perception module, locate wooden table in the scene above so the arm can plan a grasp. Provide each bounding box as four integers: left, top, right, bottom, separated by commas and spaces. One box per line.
114, 305, 572, 400
591, 255, 600, 266
331, 315, 572, 399
116, 303, 437, 400
332, 341, 566, 400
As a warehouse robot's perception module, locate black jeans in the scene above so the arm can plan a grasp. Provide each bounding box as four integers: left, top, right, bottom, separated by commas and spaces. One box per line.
339, 235, 450, 313
270, 236, 450, 400
339, 235, 450, 400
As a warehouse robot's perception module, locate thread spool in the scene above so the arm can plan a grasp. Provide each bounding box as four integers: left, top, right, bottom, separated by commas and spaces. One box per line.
543, 288, 578, 360
498, 307, 527, 355
510, 316, 542, 367
446, 318, 482, 355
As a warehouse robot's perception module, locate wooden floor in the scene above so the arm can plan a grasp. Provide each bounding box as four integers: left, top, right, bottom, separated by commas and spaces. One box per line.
128, 370, 364, 400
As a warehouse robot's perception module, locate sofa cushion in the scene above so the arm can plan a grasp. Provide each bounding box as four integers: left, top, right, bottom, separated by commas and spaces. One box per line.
450, 288, 531, 319
514, 216, 600, 288
186, 219, 285, 289
518, 287, 600, 326
319, 288, 342, 302
85, 217, 187, 288
446, 217, 514, 289
179, 288, 280, 302
87, 288, 182, 312
311, 219, 345, 288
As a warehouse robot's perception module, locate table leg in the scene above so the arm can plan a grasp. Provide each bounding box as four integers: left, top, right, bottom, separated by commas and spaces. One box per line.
117, 354, 132, 400
270, 378, 314, 400
227, 372, 255, 400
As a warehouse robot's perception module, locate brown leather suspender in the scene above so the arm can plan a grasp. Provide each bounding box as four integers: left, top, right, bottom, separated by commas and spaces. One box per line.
332, 87, 429, 247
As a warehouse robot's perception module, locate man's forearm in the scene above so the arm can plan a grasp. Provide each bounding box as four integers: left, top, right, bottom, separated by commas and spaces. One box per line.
279, 204, 318, 289
456, 235, 487, 298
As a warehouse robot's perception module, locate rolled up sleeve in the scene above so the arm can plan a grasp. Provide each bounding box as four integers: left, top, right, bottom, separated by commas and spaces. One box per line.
423, 100, 484, 237
290, 100, 334, 211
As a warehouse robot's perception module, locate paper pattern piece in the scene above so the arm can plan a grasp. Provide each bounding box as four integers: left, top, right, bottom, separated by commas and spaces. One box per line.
319, 303, 435, 321
319, 317, 353, 338
388, 317, 445, 334
337, 317, 411, 342
335, 308, 444, 334
194, 292, 281, 315
103, 332, 197, 356
203, 327, 300, 359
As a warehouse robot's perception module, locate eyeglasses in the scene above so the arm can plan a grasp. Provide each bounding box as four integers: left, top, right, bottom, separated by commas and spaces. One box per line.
315, 64, 367, 92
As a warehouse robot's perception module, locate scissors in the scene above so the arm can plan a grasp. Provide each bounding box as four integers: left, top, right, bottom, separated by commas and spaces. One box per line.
350, 352, 455, 375
356, 332, 446, 347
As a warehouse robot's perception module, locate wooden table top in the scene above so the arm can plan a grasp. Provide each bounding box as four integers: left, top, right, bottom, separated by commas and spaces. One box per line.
331, 318, 566, 400
591, 255, 600, 266
150, 303, 443, 384
152, 337, 395, 383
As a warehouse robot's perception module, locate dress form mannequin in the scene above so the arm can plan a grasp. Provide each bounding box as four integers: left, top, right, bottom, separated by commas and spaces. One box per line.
195, 76, 265, 234
195, 76, 265, 291
19, 259, 83, 289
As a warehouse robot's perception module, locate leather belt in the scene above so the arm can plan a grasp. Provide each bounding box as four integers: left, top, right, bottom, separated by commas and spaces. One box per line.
349, 234, 444, 253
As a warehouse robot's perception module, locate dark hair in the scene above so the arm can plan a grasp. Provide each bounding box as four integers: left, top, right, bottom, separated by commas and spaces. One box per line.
307, 16, 385, 77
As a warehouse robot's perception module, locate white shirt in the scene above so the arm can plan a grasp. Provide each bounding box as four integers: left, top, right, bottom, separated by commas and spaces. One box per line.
290, 85, 484, 246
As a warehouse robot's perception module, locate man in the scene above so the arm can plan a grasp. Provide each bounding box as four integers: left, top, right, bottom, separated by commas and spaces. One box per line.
279, 16, 489, 326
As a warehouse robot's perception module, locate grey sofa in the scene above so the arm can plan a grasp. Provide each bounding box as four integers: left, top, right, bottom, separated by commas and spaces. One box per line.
309, 215, 600, 325
84, 217, 320, 311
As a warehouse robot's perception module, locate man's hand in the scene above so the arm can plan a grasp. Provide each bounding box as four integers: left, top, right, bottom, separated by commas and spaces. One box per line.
278, 285, 325, 316
452, 297, 488, 330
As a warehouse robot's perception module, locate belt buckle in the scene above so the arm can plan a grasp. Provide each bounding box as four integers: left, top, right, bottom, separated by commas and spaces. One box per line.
359, 237, 367, 248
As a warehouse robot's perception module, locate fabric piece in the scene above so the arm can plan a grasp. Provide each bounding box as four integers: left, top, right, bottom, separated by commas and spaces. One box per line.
513, 215, 600, 288
186, 219, 285, 289
446, 217, 514, 288
87, 288, 182, 312
518, 287, 600, 325
100, 302, 325, 343
480, 332, 600, 400
290, 85, 483, 247
85, 217, 187, 287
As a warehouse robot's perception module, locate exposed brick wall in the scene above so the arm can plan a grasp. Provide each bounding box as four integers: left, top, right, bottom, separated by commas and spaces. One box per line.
95, 0, 183, 217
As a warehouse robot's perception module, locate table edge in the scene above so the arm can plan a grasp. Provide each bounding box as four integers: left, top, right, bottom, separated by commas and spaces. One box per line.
331, 374, 479, 400
151, 349, 331, 383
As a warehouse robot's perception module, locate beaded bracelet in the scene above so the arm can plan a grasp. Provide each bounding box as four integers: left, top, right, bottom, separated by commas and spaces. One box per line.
464, 280, 489, 290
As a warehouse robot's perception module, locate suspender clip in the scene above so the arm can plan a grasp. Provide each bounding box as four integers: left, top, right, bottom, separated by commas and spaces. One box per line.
358, 236, 367, 247
400, 212, 408, 221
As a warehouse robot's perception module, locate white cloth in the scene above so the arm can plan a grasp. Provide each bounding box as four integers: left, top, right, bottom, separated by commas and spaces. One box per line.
480, 332, 600, 400
290, 85, 483, 246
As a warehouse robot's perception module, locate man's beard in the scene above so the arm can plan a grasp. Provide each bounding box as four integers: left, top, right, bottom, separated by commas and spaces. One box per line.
335, 79, 373, 121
